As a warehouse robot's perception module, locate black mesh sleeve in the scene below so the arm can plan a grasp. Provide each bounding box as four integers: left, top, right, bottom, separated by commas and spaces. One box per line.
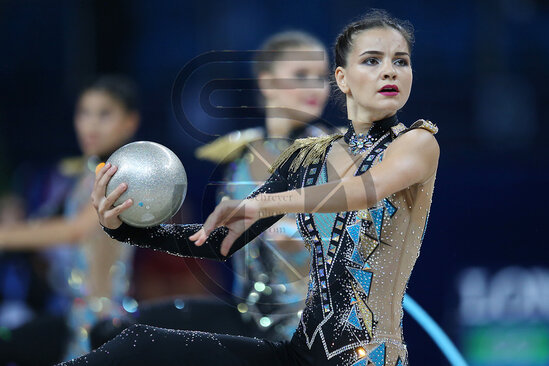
102, 149, 300, 262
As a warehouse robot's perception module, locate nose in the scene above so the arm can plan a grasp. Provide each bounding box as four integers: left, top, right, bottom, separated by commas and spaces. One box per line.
381, 62, 397, 80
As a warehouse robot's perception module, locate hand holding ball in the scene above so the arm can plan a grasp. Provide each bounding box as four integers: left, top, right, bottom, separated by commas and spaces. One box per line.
104, 141, 187, 228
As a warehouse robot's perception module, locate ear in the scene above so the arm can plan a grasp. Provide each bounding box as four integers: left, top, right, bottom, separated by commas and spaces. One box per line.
257, 71, 276, 99
334, 66, 349, 94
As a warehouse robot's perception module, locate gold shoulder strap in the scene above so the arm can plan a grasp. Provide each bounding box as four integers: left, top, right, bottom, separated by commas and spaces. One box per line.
195, 128, 264, 163
269, 134, 343, 174
407, 119, 438, 135
390, 122, 408, 137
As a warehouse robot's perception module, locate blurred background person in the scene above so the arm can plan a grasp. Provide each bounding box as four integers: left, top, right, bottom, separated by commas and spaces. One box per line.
196, 30, 333, 341
0, 75, 139, 364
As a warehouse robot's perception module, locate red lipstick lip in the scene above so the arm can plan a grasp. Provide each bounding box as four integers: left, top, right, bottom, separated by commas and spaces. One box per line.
378, 84, 399, 92
378, 84, 399, 96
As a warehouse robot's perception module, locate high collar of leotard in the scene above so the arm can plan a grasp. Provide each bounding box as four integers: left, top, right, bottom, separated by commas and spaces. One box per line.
343, 113, 399, 144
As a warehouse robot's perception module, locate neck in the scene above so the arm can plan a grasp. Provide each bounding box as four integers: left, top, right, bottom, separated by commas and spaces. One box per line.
350, 111, 398, 135
346, 96, 399, 134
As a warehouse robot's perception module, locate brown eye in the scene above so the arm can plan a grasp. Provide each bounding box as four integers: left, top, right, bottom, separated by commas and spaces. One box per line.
362, 57, 380, 65
394, 58, 409, 66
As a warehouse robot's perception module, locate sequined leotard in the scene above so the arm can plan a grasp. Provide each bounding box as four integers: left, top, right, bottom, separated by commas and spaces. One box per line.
54, 164, 133, 360
60, 115, 438, 366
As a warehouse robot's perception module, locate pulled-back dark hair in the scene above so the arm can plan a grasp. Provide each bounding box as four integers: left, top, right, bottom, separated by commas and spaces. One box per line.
79, 74, 140, 112
331, 9, 414, 110
253, 30, 326, 78
334, 9, 414, 69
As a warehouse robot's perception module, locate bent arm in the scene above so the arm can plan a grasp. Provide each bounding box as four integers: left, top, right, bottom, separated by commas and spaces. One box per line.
0, 204, 99, 249
254, 129, 440, 217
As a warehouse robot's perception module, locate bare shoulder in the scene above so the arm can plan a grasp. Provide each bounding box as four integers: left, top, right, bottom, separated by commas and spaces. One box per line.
391, 120, 440, 155
384, 120, 440, 180
396, 128, 439, 152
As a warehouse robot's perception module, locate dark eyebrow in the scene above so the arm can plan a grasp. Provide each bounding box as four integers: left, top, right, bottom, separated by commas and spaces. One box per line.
359, 50, 410, 57
360, 50, 383, 56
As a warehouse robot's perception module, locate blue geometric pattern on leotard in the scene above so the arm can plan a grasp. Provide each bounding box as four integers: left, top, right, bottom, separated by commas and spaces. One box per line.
291, 123, 403, 362
352, 358, 369, 366
383, 198, 397, 217
314, 164, 337, 254
395, 356, 404, 366
346, 266, 373, 295
314, 213, 337, 254
346, 223, 361, 245
369, 342, 386, 366
350, 241, 366, 268
369, 206, 385, 240
347, 304, 362, 330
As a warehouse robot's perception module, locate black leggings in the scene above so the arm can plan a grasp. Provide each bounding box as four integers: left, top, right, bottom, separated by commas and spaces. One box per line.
60, 323, 312, 366
90, 297, 279, 349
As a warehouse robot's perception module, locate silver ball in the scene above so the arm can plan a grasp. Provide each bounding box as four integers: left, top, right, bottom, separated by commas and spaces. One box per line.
105, 141, 187, 228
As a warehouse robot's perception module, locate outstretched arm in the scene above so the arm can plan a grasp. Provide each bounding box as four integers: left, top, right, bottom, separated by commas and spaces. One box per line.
94, 153, 295, 261
193, 129, 439, 255
0, 204, 99, 249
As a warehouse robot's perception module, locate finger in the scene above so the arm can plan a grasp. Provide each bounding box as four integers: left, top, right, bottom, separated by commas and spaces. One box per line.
107, 199, 133, 217
94, 162, 111, 187
202, 206, 222, 237
194, 234, 206, 246
189, 228, 205, 243
194, 229, 209, 247
102, 183, 128, 210
203, 202, 240, 234
220, 231, 240, 257
92, 162, 111, 197
94, 165, 114, 201
96, 165, 118, 198
189, 228, 201, 241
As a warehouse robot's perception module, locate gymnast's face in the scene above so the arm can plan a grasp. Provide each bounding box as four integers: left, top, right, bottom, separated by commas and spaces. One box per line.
335, 27, 412, 120
74, 90, 138, 157
259, 45, 329, 124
